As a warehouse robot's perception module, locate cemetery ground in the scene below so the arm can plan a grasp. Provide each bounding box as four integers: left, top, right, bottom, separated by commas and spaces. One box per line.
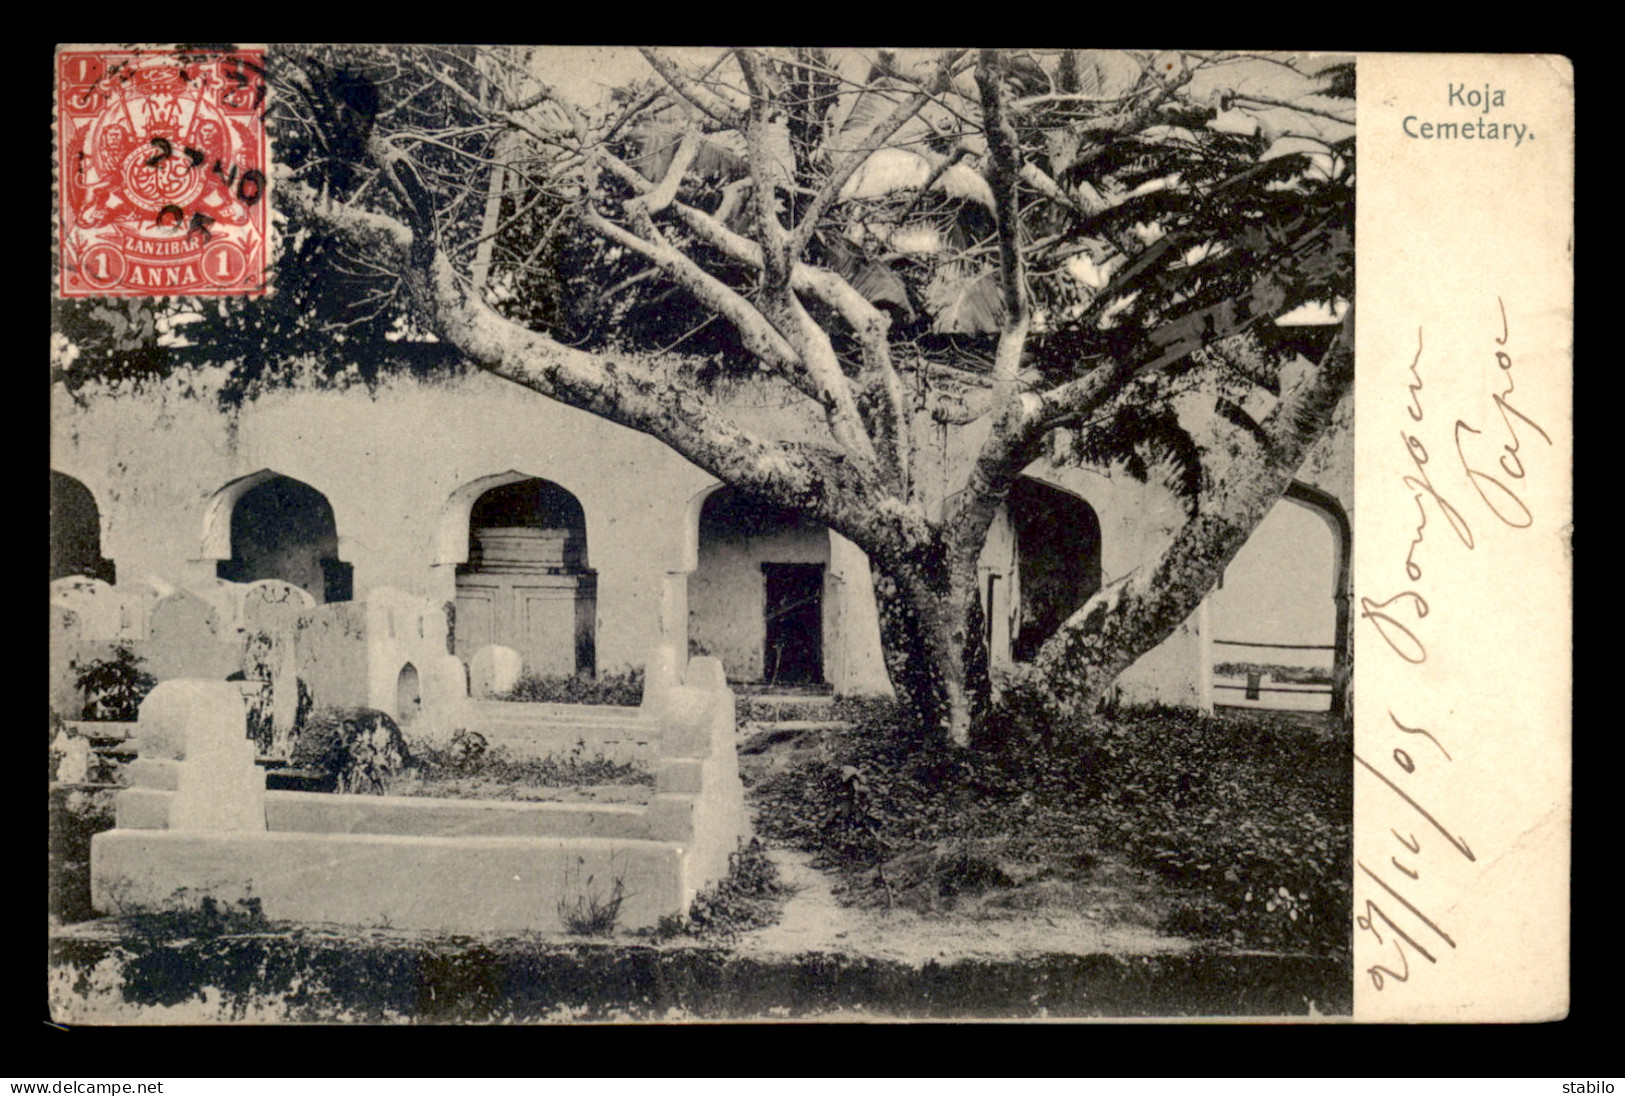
48, 693, 1351, 1021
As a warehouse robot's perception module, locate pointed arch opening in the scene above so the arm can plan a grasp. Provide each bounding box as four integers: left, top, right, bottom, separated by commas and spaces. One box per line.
452, 476, 595, 678
981, 476, 1102, 667
396, 662, 421, 724
1209, 481, 1349, 714
212, 472, 350, 603
50, 471, 114, 583
1006, 477, 1103, 663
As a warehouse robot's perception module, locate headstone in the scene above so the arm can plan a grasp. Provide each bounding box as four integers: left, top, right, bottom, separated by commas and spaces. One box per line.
138, 679, 265, 832
240, 580, 312, 758
117, 578, 171, 641
50, 576, 121, 640
52, 730, 90, 783
420, 653, 469, 707
49, 605, 85, 716
49, 603, 82, 644
685, 656, 727, 694
146, 590, 238, 681
469, 645, 523, 698
198, 581, 248, 633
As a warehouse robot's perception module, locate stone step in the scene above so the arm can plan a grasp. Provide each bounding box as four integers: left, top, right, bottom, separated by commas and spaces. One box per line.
476, 726, 658, 744
470, 713, 654, 730
472, 726, 660, 765
470, 724, 655, 745
741, 693, 835, 707
741, 720, 852, 735
470, 712, 652, 730
65, 720, 137, 740
469, 702, 648, 723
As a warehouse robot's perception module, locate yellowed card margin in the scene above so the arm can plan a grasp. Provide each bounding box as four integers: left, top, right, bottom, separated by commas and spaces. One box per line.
1353, 52, 1573, 1022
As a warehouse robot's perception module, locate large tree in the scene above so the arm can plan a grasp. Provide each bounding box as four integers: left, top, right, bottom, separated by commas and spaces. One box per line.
55, 46, 1355, 746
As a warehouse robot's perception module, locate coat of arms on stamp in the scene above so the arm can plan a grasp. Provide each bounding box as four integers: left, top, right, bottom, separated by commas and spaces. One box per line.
56, 47, 269, 298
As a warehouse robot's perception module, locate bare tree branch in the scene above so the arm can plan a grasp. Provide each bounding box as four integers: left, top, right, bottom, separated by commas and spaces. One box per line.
785, 49, 964, 262
638, 47, 746, 131
279, 170, 902, 547
976, 51, 1032, 393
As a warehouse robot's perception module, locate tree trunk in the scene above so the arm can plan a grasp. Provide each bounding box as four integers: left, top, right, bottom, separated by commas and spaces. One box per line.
1028, 322, 1355, 717
869, 542, 989, 748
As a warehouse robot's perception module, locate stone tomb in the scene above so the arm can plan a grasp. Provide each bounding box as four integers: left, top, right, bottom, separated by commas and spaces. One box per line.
92, 652, 750, 934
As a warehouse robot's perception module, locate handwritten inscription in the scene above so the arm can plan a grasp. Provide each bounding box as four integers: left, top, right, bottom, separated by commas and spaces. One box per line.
1354, 711, 1472, 989
1360, 301, 1550, 666
1357, 298, 1552, 992
1454, 299, 1556, 528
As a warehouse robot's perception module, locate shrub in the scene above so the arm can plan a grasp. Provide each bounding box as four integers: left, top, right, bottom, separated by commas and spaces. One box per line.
651, 838, 795, 940
500, 668, 643, 706
73, 645, 156, 721
291, 707, 414, 794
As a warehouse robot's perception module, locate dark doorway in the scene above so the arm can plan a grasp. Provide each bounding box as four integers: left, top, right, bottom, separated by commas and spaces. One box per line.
762, 563, 824, 685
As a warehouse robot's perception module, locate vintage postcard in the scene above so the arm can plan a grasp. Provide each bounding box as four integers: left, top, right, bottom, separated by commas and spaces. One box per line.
47, 47, 1571, 1024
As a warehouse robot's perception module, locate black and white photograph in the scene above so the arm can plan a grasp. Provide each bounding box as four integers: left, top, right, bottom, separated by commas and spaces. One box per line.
47, 46, 1566, 1025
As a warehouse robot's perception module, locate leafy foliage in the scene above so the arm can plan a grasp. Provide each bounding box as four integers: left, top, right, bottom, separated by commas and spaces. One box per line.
393, 734, 653, 800
73, 645, 157, 722
752, 701, 1349, 954
650, 838, 796, 941
290, 707, 413, 794
499, 668, 644, 707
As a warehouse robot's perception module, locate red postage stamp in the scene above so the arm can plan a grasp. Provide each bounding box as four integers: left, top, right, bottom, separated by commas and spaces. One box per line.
56, 46, 269, 298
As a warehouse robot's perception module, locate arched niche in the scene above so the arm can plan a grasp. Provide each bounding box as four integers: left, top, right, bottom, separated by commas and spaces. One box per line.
396, 662, 421, 724
689, 485, 831, 686
50, 471, 114, 583
433, 470, 593, 568
208, 471, 351, 603
450, 475, 595, 678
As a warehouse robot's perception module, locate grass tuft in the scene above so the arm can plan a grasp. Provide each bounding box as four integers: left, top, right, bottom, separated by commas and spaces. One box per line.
558, 878, 626, 936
